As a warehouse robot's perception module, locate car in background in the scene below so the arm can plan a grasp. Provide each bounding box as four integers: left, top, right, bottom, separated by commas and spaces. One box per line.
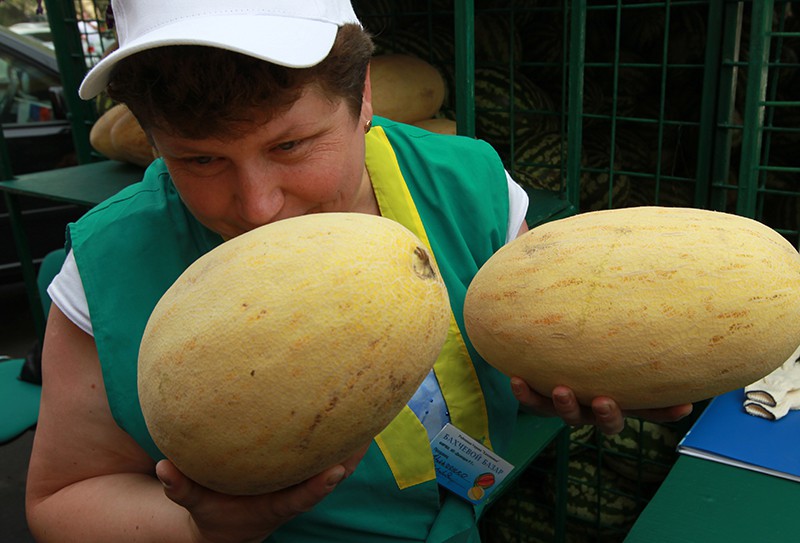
8, 21, 54, 50
10, 19, 115, 66
0, 24, 83, 284
0, 24, 75, 172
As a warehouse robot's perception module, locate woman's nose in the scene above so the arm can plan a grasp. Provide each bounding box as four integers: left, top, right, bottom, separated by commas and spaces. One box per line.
234, 167, 284, 226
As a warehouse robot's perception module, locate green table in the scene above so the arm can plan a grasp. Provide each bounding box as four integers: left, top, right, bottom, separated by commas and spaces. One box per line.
0, 160, 144, 206
625, 456, 800, 542
0, 160, 144, 339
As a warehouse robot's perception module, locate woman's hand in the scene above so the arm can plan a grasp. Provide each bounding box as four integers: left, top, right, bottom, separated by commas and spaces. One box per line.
510, 377, 693, 435
156, 445, 369, 543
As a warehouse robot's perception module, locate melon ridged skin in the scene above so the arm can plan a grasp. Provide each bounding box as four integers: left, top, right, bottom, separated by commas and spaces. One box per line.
138, 213, 450, 495
464, 206, 800, 409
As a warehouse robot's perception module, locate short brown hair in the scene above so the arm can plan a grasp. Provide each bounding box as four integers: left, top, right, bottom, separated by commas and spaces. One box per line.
107, 24, 374, 138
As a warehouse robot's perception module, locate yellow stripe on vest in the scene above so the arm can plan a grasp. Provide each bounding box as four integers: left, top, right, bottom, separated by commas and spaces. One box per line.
373, 407, 435, 488
366, 126, 492, 489
366, 127, 431, 251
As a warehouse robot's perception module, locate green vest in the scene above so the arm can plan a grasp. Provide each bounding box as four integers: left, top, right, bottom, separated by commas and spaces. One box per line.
68, 117, 517, 542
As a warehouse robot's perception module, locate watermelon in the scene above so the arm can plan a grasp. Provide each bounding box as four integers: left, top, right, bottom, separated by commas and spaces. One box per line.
600, 418, 681, 483
512, 130, 568, 193
580, 128, 632, 210
474, 67, 558, 147
475, 12, 522, 66
549, 452, 641, 530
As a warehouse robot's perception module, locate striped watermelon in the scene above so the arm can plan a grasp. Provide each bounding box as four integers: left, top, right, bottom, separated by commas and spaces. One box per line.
537, 424, 597, 463
479, 482, 556, 543
474, 67, 558, 147
584, 49, 654, 122
512, 130, 568, 193
512, 128, 632, 210
576, 77, 610, 127
618, 4, 668, 62
372, 21, 455, 66
599, 418, 681, 484
476, 0, 555, 30
547, 451, 641, 530
580, 128, 632, 210
517, 10, 564, 89
354, 0, 449, 34
615, 118, 698, 209
353, 0, 409, 34
475, 12, 523, 66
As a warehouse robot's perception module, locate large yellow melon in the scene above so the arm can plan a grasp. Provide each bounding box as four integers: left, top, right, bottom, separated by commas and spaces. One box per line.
464, 207, 800, 409
370, 54, 446, 124
138, 213, 450, 495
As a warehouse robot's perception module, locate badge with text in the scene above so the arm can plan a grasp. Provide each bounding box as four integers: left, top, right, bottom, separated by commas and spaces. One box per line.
431, 423, 514, 505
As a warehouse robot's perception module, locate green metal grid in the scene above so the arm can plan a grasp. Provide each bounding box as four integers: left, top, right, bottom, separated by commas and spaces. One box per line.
42, 0, 113, 164
710, 0, 800, 247
479, 410, 703, 543
358, 0, 799, 238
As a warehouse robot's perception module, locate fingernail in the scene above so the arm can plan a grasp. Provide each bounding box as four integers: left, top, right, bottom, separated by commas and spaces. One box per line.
510, 378, 523, 397
325, 467, 346, 489
554, 391, 570, 406
158, 473, 173, 490
155, 462, 173, 489
595, 403, 611, 417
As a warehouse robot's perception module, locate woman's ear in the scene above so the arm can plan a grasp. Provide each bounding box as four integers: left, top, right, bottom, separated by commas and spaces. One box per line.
361, 63, 373, 126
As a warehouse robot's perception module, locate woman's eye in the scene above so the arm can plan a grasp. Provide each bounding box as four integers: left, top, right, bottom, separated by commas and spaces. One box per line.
275, 140, 299, 152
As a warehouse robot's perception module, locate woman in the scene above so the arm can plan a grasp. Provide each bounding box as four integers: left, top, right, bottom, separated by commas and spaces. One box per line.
26, 1, 690, 542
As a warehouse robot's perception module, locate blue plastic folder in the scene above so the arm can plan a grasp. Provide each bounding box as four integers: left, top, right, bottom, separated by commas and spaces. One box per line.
677, 389, 800, 482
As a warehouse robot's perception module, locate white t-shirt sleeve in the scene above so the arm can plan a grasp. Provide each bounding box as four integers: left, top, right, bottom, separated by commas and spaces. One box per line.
47, 249, 94, 336
506, 170, 529, 243
47, 174, 529, 337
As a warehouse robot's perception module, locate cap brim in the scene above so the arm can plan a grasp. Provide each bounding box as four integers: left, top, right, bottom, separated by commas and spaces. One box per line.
79, 14, 339, 99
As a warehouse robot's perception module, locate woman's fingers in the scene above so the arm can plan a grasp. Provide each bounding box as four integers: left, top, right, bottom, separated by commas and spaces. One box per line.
155, 442, 371, 525
550, 386, 587, 427
156, 459, 205, 509
511, 378, 689, 436
267, 466, 346, 520
590, 397, 625, 435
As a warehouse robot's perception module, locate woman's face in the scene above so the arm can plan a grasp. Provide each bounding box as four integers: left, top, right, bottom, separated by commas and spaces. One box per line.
150, 82, 375, 240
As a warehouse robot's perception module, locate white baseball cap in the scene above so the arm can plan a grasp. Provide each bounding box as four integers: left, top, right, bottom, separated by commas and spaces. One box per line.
79, 0, 361, 99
